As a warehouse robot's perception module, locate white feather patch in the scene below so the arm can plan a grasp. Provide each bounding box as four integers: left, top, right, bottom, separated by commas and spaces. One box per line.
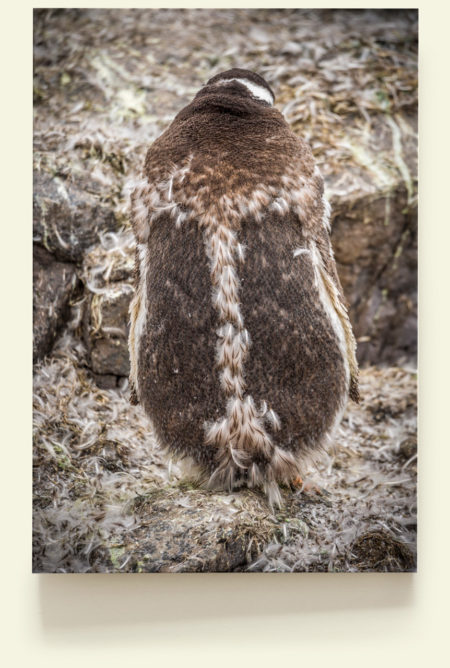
309, 242, 350, 390
128, 243, 149, 399
293, 247, 310, 258
214, 77, 274, 106
203, 218, 281, 485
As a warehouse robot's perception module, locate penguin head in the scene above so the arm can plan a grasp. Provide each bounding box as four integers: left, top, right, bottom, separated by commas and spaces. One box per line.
202, 68, 275, 107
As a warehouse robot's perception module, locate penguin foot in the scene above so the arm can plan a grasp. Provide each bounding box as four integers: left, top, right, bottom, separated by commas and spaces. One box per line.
291, 476, 329, 497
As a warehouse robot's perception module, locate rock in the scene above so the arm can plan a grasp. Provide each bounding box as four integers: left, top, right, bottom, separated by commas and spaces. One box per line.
98, 488, 277, 573
90, 331, 130, 377
332, 188, 417, 366
328, 114, 417, 367
81, 234, 134, 380
85, 286, 132, 377
92, 373, 122, 390
33, 245, 78, 362
33, 169, 118, 263
399, 436, 417, 460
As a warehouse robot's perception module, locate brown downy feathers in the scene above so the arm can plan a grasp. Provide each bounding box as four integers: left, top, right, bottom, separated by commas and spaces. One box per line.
128, 68, 359, 507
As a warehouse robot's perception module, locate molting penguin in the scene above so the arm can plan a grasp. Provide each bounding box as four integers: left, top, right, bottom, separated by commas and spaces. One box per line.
128, 68, 359, 507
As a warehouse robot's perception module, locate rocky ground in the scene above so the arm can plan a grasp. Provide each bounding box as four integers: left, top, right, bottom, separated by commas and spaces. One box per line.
33, 8, 418, 572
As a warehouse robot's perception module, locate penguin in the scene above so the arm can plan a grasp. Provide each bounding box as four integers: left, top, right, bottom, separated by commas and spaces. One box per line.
128, 68, 359, 507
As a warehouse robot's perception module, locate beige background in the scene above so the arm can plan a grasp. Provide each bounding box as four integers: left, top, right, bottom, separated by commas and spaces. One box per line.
2, 1, 447, 665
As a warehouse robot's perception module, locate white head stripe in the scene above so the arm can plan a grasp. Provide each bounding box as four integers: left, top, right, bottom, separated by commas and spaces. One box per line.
214, 78, 274, 105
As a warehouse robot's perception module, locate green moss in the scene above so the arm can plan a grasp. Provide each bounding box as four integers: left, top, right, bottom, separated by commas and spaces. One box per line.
109, 546, 126, 569
288, 518, 309, 537
177, 479, 201, 492
57, 456, 73, 471
33, 86, 46, 102
375, 89, 391, 112
60, 72, 71, 86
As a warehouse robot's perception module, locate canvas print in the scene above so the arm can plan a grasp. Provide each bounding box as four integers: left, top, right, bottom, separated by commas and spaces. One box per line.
33, 8, 418, 573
